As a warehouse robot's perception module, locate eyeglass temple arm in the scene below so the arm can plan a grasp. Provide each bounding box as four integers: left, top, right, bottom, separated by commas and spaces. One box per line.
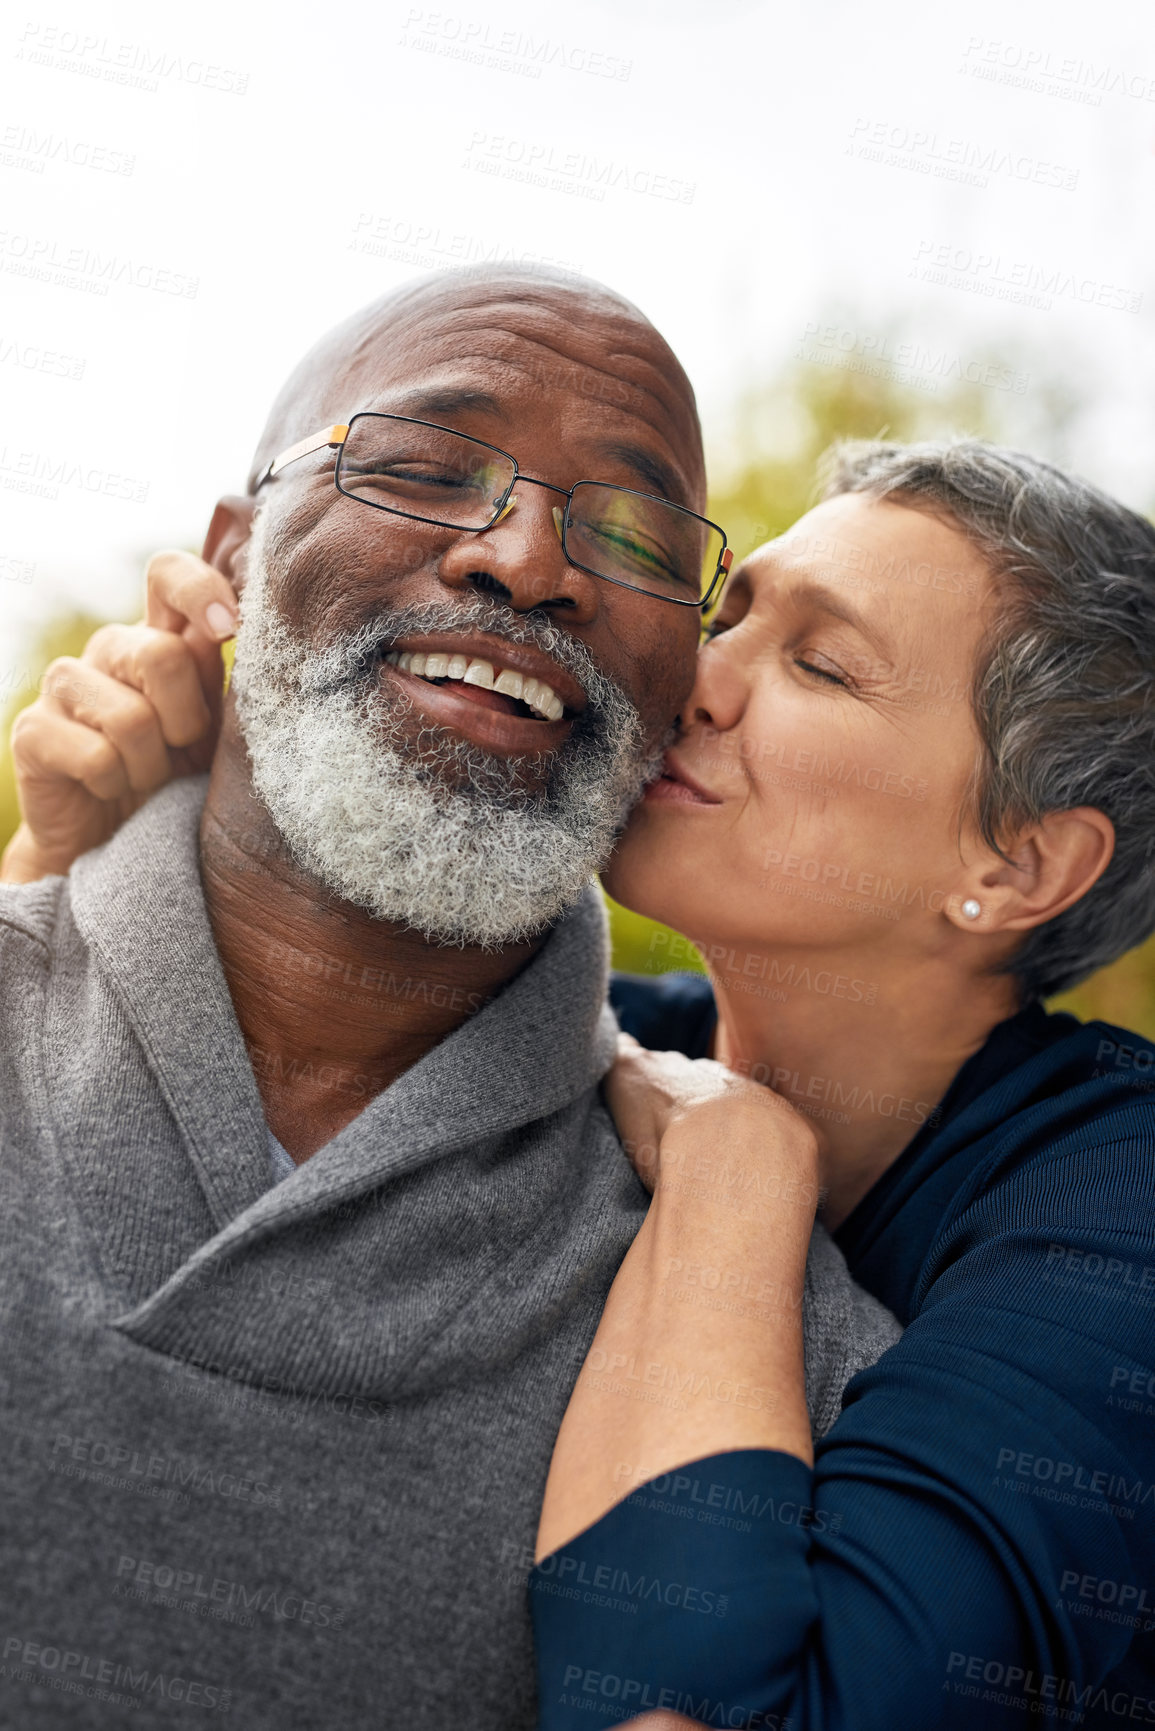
254, 424, 350, 490
698, 547, 734, 611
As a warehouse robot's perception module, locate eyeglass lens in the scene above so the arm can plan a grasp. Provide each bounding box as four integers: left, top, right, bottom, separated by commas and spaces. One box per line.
337, 416, 515, 529
336, 415, 721, 602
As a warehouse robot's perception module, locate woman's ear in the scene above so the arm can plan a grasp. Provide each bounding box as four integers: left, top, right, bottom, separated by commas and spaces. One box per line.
956, 808, 1115, 935
202, 496, 258, 592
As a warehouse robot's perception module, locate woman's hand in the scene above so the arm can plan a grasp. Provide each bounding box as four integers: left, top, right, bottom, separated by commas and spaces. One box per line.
606, 1031, 819, 1196
0, 551, 237, 883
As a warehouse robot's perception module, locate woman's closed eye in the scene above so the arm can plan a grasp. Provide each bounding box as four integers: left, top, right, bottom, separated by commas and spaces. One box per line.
795, 652, 851, 687
702, 621, 855, 688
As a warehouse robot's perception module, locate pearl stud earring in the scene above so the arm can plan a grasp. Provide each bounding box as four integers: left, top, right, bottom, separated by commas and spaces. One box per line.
962, 899, 982, 921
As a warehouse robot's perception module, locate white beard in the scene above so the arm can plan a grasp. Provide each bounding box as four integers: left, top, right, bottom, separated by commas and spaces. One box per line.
229, 511, 660, 948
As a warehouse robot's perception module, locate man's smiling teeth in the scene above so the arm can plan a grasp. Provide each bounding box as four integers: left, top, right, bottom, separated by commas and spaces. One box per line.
384, 650, 566, 722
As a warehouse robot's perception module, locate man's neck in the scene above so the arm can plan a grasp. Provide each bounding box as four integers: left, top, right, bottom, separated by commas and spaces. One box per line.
199, 719, 543, 1162
709, 934, 1021, 1229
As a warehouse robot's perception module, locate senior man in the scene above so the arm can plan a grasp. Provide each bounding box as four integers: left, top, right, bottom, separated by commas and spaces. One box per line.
0, 267, 898, 1728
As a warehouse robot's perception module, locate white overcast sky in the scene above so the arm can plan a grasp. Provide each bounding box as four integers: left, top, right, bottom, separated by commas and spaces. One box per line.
1, 0, 1152, 685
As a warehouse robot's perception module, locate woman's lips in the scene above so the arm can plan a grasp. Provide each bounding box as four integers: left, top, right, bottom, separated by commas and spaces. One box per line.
643, 753, 723, 806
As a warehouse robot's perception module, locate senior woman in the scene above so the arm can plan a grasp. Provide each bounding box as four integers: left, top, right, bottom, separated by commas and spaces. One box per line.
531, 440, 1155, 1731
5, 439, 1155, 1730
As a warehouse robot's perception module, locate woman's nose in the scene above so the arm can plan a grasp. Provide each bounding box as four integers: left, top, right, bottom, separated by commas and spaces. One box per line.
436, 489, 601, 621
681, 636, 750, 737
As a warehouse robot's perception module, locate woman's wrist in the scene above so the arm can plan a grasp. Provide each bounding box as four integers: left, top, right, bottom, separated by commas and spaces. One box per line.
652, 1096, 822, 1221
643, 1108, 818, 1345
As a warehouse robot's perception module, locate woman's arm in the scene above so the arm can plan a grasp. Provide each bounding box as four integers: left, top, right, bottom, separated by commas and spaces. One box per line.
532, 1049, 1152, 1731
537, 1040, 821, 1558
0, 552, 233, 882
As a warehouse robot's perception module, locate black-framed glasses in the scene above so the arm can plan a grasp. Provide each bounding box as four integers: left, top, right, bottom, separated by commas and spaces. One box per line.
254, 412, 732, 608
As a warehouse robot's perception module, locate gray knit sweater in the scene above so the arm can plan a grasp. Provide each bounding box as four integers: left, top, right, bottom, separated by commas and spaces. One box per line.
0, 778, 900, 1728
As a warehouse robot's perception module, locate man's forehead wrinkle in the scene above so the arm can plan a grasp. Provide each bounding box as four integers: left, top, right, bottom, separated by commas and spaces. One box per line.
385, 302, 693, 405
353, 324, 701, 483
398, 323, 694, 422
325, 313, 687, 427
355, 289, 698, 424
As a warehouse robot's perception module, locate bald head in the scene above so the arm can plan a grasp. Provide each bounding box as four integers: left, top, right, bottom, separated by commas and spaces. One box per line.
248, 265, 704, 508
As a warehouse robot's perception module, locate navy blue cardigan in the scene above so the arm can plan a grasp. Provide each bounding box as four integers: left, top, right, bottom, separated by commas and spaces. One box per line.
532, 976, 1155, 1730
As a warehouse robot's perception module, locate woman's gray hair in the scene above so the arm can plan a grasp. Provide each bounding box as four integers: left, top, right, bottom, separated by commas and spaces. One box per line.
819, 437, 1155, 1000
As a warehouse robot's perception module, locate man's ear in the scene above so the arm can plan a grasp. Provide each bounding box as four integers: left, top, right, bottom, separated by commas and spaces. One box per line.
202, 496, 258, 593
954, 807, 1116, 935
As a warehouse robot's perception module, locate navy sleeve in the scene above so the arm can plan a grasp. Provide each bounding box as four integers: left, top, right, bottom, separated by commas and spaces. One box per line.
531, 1450, 815, 1727
531, 1130, 1155, 1730
609, 972, 717, 1060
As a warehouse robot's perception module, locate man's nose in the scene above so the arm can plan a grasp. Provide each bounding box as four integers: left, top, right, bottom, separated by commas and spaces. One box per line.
435, 487, 601, 620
